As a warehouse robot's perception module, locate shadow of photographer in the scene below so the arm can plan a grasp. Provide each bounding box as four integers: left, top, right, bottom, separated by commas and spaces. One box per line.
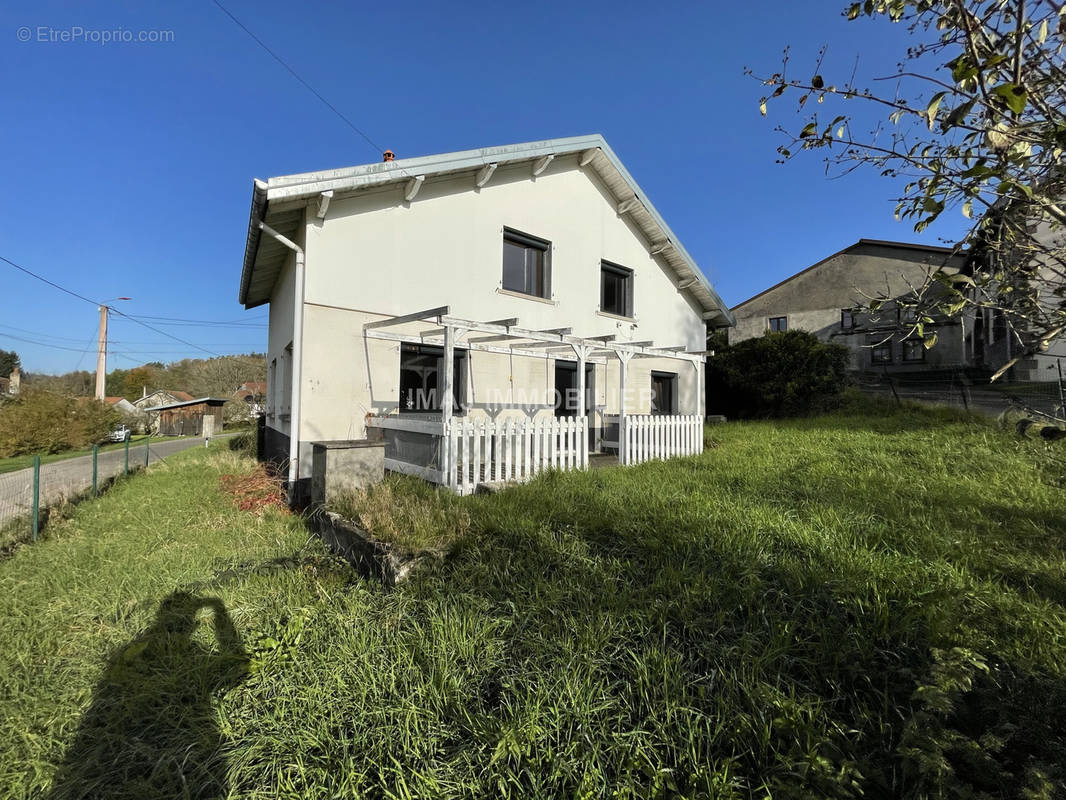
47, 591, 249, 800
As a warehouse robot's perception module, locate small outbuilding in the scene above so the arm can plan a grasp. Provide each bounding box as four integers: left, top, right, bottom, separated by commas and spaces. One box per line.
152, 397, 227, 437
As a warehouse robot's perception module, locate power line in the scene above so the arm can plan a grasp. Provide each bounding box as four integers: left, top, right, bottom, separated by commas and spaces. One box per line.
1, 253, 100, 306
0, 332, 100, 354
211, 0, 384, 158
0, 252, 228, 359
127, 313, 267, 325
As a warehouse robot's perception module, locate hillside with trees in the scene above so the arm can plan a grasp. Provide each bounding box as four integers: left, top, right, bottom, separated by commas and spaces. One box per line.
24, 353, 266, 401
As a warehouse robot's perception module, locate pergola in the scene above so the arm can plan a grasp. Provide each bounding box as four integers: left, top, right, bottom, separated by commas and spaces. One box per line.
364, 306, 708, 465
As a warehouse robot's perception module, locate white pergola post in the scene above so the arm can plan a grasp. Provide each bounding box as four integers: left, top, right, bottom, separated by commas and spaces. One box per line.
572, 343, 590, 465
617, 351, 632, 464
442, 325, 455, 487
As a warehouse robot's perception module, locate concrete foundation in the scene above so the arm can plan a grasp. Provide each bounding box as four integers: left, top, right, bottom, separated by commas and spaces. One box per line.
310, 439, 385, 507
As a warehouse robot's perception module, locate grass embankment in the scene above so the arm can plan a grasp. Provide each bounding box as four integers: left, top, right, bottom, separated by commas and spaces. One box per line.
1, 406, 1065, 798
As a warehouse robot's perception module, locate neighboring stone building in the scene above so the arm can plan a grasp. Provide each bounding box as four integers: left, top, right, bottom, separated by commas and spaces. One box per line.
728, 239, 985, 373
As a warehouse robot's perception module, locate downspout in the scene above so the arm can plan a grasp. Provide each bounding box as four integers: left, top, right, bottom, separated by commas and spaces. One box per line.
258, 221, 305, 502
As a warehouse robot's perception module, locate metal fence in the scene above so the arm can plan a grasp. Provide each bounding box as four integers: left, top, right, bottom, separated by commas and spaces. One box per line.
0, 438, 153, 551
855, 368, 1066, 422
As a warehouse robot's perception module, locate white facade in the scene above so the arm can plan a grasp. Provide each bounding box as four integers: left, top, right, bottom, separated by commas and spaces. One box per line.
241, 136, 732, 484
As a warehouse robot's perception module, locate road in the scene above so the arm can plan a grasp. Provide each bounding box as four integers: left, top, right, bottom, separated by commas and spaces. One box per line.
0, 435, 230, 529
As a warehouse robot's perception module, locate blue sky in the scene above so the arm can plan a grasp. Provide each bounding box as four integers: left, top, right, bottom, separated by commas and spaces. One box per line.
1, 0, 969, 374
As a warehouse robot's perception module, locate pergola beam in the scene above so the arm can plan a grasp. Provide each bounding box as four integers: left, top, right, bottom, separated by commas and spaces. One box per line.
364, 306, 450, 330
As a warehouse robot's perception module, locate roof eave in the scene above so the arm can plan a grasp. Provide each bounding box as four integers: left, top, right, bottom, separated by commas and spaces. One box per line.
240, 135, 733, 322
238, 179, 269, 308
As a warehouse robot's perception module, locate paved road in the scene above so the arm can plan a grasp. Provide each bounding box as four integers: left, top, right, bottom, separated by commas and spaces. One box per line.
0, 435, 232, 529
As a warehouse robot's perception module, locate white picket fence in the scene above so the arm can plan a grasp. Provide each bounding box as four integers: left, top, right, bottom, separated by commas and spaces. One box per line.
622, 414, 703, 465
446, 416, 588, 495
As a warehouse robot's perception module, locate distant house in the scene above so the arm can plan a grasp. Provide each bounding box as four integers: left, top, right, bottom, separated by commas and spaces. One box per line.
727, 239, 1005, 374
1, 367, 21, 396
103, 396, 139, 415
133, 389, 196, 433
152, 397, 227, 437
233, 381, 267, 417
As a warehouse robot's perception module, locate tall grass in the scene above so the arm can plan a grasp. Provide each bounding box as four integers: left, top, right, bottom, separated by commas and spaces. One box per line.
1, 407, 1064, 798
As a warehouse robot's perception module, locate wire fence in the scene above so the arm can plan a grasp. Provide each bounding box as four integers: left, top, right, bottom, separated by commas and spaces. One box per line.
0, 438, 154, 553
855, 368, 1066, 423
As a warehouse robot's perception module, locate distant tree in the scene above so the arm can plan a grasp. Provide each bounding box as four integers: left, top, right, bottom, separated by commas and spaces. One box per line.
0, 388, 119, 456
122, 366, 158, 401
104, 368, 128, 399
753, 0, 1066, 378
0, 349, 20, 377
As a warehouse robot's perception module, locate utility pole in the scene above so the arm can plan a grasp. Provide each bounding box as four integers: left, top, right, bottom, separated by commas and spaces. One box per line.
95, 305, 108, 401
94, 297, 131, 401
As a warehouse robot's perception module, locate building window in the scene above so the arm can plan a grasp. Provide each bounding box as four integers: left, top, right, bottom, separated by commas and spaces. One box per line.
553, 360, 594, 417
268, 358, 276, 416
769, 316, 787, 332
502, 228, 550, 298
841, 309, 854, 330
600, 261, 633, 317
650, 371, 678, 415
902, 339, 926, 363
281, 344, 293, 414
399, 343, 467, 413
871, 342, 893, 365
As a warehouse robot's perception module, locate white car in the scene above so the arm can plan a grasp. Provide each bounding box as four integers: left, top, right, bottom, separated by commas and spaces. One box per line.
108, 424, 132, 443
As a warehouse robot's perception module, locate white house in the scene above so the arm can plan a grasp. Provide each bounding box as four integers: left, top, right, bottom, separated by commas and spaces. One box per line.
238, 135, 734, 496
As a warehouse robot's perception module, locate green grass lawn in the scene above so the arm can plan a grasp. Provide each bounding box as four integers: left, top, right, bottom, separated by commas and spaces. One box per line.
1, 406, 1064, 799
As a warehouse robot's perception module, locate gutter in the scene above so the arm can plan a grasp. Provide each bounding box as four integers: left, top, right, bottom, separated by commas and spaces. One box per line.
258, 221, 305, 502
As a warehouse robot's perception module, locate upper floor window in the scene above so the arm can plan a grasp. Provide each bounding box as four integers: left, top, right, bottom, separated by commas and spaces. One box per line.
600, 261, 634, 318
841, 309, 854, 330
502, 228, 550, 299
769, 316, 787, 332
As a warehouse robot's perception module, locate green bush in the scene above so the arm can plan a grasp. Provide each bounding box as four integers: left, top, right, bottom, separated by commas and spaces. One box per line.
707, 329, 849, 418
0, 388, 120, 457
228, 429, 258, 459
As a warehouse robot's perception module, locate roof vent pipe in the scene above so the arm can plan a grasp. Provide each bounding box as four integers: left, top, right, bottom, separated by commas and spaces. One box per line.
383, 150, 395, 162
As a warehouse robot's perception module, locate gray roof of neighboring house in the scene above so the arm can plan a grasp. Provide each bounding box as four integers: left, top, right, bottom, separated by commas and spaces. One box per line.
731, 238, 964, 311
149, 397, 228, 412
238, 134, 734, 326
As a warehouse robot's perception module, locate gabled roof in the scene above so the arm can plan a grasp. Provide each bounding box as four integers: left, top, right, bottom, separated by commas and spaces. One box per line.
731, 238, 962, 311
239, 134, 734, 326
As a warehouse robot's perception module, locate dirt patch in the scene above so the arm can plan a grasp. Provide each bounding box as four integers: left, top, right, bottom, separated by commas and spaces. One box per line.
220, 466, 288, 515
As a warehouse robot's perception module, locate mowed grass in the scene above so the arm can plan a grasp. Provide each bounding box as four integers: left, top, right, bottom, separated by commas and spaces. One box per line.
1, 406, 1065, 799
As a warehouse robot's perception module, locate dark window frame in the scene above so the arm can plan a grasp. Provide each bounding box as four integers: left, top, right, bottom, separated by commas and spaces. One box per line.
871, 341, 894, 365
841, 309, 854, 330
600, 260, 634, 318
769, 316, 787, 332
398, 343, 468, 414
502, 227, 551, 299
902, 339, 926, 363
650, 370, 679, 416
